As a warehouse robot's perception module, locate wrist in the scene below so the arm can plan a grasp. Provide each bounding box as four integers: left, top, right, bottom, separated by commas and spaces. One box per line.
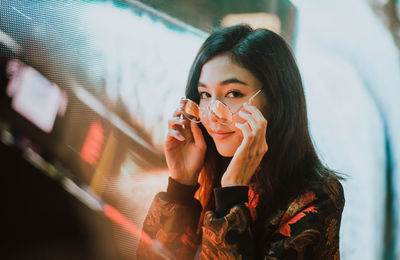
221, 178, 238, 187
221, 176, 246, 187
170, 175, 198, 186
222, 168, 252, 187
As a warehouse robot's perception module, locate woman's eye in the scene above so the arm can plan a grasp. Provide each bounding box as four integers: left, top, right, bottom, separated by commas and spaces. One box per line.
199, 92, 211, 99
226, 90, 243, 98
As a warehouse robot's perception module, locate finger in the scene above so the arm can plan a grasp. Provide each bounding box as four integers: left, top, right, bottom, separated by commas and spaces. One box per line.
242, 103, 265, 123
233, 122, 253, 157
241, 104, 268, 151
236, 117, 267, 160
239, 109, 267, 148
238, 110, 259, 133
172, 108, 184, 118
190, 121, 206, 149
242, 103, 267, 128
172, 99, 187, 117
170, 113, 190, 132
235, 121, 252, 144
168, 117, 186, 129
169, 115, 192, 140
167, 129, 185, 141
173, 101, 192, 131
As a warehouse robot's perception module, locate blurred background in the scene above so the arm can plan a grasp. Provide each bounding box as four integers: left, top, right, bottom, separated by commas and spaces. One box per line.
0, 0, 399, 259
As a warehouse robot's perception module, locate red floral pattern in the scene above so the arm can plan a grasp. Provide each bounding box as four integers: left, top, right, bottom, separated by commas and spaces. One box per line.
278, 191, 319, 237
246, 187, 260, 222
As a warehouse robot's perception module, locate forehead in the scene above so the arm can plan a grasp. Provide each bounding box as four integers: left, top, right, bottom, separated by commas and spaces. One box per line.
199, 54, 260, 88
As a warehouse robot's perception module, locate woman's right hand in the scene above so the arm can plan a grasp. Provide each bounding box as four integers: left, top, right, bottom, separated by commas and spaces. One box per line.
165, 100, 207, 186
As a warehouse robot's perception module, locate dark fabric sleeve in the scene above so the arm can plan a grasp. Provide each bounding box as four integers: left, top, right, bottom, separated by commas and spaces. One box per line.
136, 178, 202, 260
214, 186, 249, 217
264, 180, 345, 259
166, 177, 200, 205
198, 186, 255, 260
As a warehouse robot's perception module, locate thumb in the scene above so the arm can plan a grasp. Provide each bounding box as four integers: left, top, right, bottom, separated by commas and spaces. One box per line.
190, 121, 206, 149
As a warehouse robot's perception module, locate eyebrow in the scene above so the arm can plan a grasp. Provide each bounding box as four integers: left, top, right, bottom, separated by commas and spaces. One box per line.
198, 78, 248, 87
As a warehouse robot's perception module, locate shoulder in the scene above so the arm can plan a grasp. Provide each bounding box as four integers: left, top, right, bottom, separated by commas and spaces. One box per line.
262, 180, 344, 259
289, 178, 345, 219
317, 177, 345, 212
269, 178, 344, 237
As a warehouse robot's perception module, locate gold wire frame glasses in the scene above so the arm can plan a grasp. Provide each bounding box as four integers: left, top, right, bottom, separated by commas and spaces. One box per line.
182, 88, 263, 125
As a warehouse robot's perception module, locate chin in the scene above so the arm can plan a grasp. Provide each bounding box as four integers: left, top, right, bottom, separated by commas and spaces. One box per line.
215, 143, 236, 157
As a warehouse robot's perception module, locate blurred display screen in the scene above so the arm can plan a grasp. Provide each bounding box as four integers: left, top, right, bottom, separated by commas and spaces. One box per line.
0, 1, 205, 259
0, 0, 206, 182
7, 59, 67, 133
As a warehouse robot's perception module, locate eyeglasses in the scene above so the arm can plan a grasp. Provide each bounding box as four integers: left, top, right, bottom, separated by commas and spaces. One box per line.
182, 88, 263, 125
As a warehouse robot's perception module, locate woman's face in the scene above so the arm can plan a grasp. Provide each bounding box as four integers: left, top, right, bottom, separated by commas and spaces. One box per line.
198, 54, 266, 157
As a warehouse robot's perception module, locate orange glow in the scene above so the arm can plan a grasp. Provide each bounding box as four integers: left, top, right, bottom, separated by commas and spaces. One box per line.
103, 203, 152, 245
103, 203, 172, 259
90, 132, 118, 196
80, 120, 105, 166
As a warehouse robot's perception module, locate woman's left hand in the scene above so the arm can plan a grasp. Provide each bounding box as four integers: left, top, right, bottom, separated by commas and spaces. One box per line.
221, 102, 268, 187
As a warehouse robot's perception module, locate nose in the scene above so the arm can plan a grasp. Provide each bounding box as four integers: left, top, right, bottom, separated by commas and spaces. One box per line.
202, 98, 232, 125
208, 99, 225, 122
208, 110, 221, 124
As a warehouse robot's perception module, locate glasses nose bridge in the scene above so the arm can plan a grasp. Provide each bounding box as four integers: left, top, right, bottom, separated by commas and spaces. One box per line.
208, 109, 220, 123
209, 95, 223, 105
200, 96, 225, 108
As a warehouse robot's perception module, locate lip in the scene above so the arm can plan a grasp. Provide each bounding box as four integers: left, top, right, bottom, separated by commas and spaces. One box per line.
211, 130, 235, 140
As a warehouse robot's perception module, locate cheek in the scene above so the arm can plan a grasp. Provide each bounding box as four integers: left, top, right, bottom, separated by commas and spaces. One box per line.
199, 117, 209, 131
199, 118, 213, 138
232, 113, 247, 125
232, 131, 244, 146
214, 132, 243, 157
199, 110, 209, 125
233, 123, 244, 139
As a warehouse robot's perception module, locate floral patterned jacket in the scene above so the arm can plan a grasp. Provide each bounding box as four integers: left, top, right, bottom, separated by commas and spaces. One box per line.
137, 177, 344, 260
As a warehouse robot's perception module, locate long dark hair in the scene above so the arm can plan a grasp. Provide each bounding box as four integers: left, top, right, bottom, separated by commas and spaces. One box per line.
185, 24, 341, 248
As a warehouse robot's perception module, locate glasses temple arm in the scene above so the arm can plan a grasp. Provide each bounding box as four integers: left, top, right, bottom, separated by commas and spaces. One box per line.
248, 88, 263, 102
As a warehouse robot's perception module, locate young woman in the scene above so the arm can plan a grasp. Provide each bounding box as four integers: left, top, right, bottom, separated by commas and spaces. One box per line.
137, 24, 344, 259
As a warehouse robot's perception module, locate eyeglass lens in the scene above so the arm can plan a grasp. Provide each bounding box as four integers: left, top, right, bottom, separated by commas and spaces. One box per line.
183, 99, 233, 124
183, 99, 200, 121
209, 100, 232, 123
182, 88, 262, 124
